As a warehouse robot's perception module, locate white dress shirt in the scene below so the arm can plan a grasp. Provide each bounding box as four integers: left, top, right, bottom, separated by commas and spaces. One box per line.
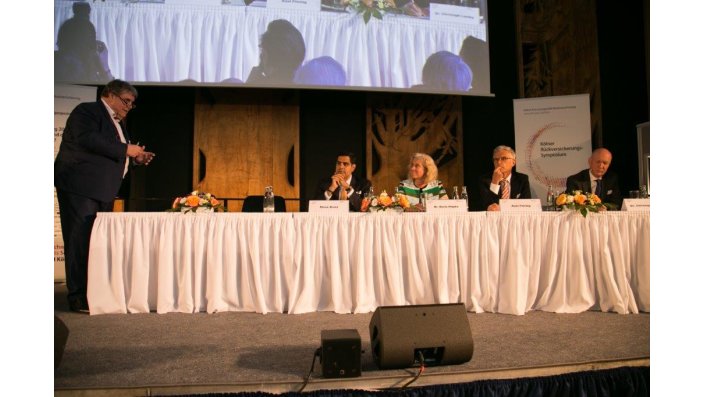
101, 98, 129, 177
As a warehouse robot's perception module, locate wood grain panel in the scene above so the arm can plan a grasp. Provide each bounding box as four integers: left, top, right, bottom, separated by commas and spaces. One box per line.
193, 88, 300, 211
366, 94, 464, 193
517, 0, 602, 145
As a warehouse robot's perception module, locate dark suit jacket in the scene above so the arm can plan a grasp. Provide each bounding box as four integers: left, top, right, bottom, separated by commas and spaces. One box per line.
313, 174, 372, 212
54, 101, 130, 203
478, 171, 532, 210
565, 169, 622, 209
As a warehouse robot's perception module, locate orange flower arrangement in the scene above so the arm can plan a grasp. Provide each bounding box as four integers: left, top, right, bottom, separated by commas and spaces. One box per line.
186, 195, 201, 207
168, 190, 225, 213
362, 190, 410, 212
377, 194, 393, 207
555, 190, 611, 217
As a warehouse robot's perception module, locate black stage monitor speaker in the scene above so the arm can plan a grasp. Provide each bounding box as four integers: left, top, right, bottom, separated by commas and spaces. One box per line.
320, 329, 361, 378
369, 303, 473, 369
55, 316, 69, 369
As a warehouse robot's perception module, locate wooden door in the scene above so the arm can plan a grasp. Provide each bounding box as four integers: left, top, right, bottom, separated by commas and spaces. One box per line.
193, 88, 300, 212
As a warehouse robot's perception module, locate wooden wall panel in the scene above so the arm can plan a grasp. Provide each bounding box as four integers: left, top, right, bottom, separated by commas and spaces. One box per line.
516, 0, 602, 145
193, 89, 300, 212
366, 95, 464, 194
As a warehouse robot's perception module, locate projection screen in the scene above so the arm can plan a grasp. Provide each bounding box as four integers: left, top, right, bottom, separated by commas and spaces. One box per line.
54, 0, 491, 96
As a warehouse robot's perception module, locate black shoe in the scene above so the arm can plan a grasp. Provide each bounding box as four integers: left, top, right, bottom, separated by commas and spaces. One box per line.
68, 297, 89, 313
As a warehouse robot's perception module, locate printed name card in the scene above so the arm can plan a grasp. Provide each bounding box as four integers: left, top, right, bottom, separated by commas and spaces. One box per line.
429, 4, 482, 25
621, 199, 650, 212
425, 199, 468, 213
308, 200, 349, 213
267, 0, 321, 11
499, 199, 542, 212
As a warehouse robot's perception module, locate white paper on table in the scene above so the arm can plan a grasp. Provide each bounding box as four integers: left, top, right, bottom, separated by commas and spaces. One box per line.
499, 199, 542, 212
308, 200, 349, 213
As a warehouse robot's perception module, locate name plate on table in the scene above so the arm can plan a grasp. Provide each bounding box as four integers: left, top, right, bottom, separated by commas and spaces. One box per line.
308, 200, 349, 213
621, 199, 650, 212
429, 4, 482, 24
499, 199, 542, 212
267, 0, 321, 11
425, 199, 467, 213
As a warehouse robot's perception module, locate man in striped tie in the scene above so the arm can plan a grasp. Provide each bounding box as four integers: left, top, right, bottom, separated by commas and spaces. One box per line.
478, 145, 532, 211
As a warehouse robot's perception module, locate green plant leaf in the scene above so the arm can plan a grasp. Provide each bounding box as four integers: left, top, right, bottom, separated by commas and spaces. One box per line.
363, 9, 371, 23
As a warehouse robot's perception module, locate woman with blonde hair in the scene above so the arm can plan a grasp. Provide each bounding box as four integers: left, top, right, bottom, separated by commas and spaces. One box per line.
398, 153, 448, 208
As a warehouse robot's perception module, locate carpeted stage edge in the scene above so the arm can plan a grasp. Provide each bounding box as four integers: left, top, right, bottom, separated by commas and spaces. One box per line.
54, 283, 649, 397
165, 366, 650, 396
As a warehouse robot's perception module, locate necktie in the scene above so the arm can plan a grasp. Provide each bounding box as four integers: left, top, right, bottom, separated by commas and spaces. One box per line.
112, 118, 120, 139
339, 187, 348, 200
595, 179, 603, 198
500, 179, 510, 199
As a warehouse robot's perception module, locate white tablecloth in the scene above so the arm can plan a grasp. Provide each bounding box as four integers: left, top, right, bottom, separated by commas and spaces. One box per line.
54, 1, 485, 88
87, 211, 649, 315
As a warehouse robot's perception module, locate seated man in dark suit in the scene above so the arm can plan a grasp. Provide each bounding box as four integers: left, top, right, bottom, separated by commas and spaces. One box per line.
313, 152, 372, 212
565, 148, 622, 209
478, 145, 531, 211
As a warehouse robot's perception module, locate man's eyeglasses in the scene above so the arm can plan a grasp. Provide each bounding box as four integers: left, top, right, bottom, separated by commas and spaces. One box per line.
493, 156, 514, 162
116, 95, 136, 110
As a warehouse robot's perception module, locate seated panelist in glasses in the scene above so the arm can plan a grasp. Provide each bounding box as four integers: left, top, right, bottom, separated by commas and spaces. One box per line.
478, 145, 531, 211
54, 79, 155, 313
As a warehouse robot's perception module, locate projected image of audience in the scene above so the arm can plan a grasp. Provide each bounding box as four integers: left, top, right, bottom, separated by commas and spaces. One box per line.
459, 35, 489, 93
246, 19, 306, 85
54, 0, 490, 95
55, 1, 112, 84
413, 51, 472, 92
294, 56, 347, 87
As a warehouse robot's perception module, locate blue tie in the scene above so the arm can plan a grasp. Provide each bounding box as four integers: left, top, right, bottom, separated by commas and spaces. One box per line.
595, 179, 603, 198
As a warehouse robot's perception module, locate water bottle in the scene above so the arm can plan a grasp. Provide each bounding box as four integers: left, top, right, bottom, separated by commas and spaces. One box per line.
546, 184, 555, 211
639, 185, 649, 198
452, 186, 460, 200
460, 186, 469, 210
263, 186, 275, 213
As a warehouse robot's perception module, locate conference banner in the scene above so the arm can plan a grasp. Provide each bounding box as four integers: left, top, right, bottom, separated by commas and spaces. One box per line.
513, 94, 592, 205
54, 84, 97, 281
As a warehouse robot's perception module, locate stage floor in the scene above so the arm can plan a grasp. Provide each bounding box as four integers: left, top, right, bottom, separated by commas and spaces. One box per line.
54, 283, 649, 396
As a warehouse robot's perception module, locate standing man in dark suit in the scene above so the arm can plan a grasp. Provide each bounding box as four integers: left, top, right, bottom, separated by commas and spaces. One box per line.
565, 148, 622, 209
478, 145, 532, 211
55, 79, 155, 313
313, 152, 372, 212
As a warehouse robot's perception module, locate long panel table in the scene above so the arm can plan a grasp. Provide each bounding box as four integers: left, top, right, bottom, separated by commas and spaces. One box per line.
87, 212, 649, 315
